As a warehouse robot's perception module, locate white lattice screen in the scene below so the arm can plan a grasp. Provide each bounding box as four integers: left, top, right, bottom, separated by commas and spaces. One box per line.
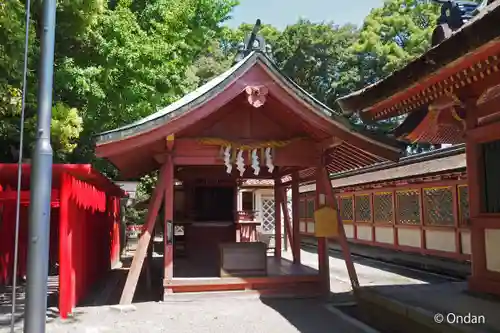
261, 197, 275, 233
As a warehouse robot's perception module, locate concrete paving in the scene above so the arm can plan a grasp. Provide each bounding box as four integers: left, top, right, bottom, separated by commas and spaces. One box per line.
39, 295, 374, 333
0, 247, 452, 333
301, 236, 471, 279
292, 247, 451, 294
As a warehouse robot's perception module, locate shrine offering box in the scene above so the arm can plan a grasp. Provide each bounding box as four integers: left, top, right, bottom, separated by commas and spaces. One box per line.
219, 242, 267, 277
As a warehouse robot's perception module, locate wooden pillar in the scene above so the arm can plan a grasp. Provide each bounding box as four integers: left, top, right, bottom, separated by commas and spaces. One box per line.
164, 153, 175, 284
234, 183, 240, 242
465, 104, 483, 279
280, 186, 295, 258
465, 101, 500, 296
314, 169, 330, 295
319, 165, 359, 290
58, 173, 71, 319
274, 179, 282, 259
119, 162, 168, 305
292, 171, 301, 264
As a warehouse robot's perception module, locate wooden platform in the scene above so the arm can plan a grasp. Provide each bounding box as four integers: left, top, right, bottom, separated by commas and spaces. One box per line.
165, 257, 322, 297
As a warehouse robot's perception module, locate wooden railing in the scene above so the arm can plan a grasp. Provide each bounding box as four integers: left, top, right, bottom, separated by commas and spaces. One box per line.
235, 210, 260, 242
236, 210, 258, 222
299, 179, 471, 261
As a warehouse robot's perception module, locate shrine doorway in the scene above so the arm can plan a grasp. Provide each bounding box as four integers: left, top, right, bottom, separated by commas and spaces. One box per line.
193, 185, 234, 222
174, 182, 237, 278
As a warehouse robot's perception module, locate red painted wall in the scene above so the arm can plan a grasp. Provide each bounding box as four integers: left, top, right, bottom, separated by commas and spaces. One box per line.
59, 174, 122, 318
0, 203, 59, 285
0, 165, 124, 320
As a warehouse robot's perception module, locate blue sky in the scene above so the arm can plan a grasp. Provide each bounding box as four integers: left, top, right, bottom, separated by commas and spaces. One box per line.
226, 0, 385, 29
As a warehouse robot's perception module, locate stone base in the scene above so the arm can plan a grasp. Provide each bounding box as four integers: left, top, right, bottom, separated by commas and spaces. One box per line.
468, 276, 500, 298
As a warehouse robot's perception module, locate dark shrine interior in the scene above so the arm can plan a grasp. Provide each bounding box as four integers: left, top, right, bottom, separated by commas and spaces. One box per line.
172, 185, 237, 278
193, 186, 235, 222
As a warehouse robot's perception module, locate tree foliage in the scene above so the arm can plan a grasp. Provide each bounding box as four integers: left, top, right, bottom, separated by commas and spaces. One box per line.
351, 0, 440, 84
1, 0, 447, 189
273, 20, 359, 111
0, 0, 237, 174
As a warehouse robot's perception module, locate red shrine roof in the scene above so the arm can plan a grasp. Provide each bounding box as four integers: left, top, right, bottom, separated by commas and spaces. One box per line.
0, 164, 125, 196
95, 51, 405, 178
336, 1, 500, 122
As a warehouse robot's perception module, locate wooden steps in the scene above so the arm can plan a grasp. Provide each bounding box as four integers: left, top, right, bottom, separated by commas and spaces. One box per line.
164, 275, 321, 295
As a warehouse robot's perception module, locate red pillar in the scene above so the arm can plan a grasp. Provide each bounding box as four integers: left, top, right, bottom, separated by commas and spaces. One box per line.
111, 197, 121, 266
274, 180, 282, 259
58, 173, 71, 319
292, 171, 301, 264
234, 183, 240, 242
68, 198, 76, 314
164, 154, 175, 284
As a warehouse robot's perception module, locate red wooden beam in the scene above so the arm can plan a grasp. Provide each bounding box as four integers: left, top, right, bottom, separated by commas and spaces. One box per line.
274, 179, 282, 259
364, 41, 500, 120
164, 153, 174, 284
120, 162, 168, 304
0, 189, 59, 202
58, 173, 71, 318
155, 138, 320, 167
291, 171, 301, 264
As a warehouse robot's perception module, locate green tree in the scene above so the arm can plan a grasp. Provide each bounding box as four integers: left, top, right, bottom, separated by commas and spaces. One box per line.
185, 23, 281, 88
348, 0, 442, 153
1, 0, 238, 175
185, 40, 234, 87
220, 23, 281, 54
0, 1, 84, 163
61, 0, 238, 175
351, 0, 440, 84
273, 20, 359, 111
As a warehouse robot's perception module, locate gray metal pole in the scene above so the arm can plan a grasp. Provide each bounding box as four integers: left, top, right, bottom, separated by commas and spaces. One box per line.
24, 0, 56, 332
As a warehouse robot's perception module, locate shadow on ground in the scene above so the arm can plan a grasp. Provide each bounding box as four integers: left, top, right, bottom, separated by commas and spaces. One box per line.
259, 296, 363, 333
79, 255, 163, 308
0, 275, 59, 329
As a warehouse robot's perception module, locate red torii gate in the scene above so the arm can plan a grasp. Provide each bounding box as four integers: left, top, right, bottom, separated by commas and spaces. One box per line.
0, 164, 125, 318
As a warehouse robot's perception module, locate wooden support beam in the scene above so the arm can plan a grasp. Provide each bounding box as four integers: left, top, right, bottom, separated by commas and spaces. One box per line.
274, 179, 282, 259
119, 163, 168, 305
318, 165, 360, 290
145, 232, 153, 291
279, 185, 295, 259
315, 170, 330, 295
291, 171, 301, 264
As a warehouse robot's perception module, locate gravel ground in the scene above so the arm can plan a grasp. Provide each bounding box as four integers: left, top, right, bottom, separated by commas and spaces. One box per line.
1, 245, 443, 333
42, 294, 370, 333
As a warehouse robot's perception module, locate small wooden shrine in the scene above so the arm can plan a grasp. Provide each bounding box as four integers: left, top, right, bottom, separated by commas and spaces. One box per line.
95, 30, 403, 303
337, 1, 500, 296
